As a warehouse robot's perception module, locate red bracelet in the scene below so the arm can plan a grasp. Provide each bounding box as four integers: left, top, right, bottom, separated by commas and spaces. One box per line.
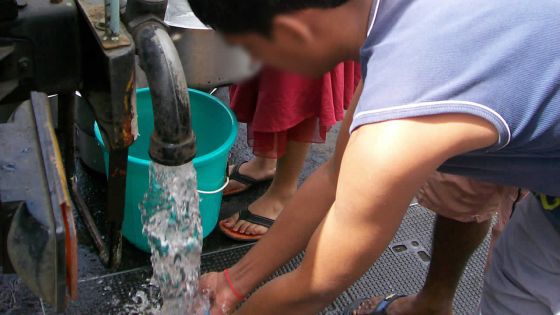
223, 268, 245, 302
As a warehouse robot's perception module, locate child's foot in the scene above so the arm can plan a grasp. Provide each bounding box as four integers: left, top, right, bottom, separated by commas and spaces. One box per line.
221, 190, 293, 237
352, 294, 453, 315
224, 160, 276, 196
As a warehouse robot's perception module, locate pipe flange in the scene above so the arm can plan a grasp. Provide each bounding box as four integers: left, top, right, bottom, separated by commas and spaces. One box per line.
149, 133, 196, 166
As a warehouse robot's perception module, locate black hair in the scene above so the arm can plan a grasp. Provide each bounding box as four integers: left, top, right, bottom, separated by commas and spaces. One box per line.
188, 0, 349, 35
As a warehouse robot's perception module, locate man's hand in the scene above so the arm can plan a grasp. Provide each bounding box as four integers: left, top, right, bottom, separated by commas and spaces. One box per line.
199, 272, 241, 315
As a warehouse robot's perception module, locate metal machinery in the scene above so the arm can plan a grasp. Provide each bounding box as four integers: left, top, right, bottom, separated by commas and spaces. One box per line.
0, 0, 197, 311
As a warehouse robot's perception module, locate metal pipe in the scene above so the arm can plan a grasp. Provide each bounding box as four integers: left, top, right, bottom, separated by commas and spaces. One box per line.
104, 0, 120, 39
134, 21, 196, 166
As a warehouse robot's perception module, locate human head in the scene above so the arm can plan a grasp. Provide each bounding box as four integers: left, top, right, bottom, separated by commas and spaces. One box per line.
188, 0, 360, 75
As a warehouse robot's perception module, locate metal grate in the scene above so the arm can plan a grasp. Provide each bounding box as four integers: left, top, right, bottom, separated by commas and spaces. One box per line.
342, 205, 489, 315
17, 204, 489, 314
206, 205, 487, 314
197, 204, 490, 315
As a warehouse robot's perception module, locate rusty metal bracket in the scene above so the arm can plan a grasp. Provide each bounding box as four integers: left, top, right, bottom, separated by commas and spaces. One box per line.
106, 148, 129, 269
76, 0, 131, 50
75, 0, 136, 271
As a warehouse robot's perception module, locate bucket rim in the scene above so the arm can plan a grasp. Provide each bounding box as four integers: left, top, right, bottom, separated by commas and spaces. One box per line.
93, 88, 238, 168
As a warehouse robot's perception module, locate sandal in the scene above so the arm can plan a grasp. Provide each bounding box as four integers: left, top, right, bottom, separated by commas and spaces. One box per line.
344, 294, 405, 315
223, 162, 274, 197
219, 209, 275, 241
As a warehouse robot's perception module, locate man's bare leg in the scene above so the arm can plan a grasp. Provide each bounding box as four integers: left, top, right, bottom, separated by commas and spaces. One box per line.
355, 215, 491, 315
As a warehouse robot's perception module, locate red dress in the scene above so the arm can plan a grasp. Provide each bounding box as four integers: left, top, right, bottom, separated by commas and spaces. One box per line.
229, 61, 361, 158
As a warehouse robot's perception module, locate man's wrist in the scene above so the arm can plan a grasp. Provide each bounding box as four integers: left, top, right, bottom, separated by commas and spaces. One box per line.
223, 269, 245, 301
228, 262, 260, 296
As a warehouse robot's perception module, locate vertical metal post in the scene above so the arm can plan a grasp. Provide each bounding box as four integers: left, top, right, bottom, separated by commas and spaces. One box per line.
104, 0, 120, 39
106, 148, 129, 269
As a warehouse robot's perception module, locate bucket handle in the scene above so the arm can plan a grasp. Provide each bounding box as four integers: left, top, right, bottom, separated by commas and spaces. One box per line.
197, 177, 230, 195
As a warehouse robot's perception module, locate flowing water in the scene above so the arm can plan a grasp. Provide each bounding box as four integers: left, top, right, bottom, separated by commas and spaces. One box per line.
136, 162, 209, 314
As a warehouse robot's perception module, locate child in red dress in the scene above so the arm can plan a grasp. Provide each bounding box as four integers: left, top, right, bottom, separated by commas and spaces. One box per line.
220, 62, 360, 241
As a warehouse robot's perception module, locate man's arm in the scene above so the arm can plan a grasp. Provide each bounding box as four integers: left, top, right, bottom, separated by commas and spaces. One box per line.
202, 80, 364, 309
235, 113, 498, 314
226, 80, 363, 293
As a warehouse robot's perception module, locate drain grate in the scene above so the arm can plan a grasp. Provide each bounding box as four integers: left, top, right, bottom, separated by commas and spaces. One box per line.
65, 204, 489, 314
342, 205, 490, 315
390, 239, 431, 267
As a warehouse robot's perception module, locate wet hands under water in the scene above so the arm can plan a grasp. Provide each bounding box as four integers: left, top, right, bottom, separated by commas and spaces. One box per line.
198, 272, 242, 315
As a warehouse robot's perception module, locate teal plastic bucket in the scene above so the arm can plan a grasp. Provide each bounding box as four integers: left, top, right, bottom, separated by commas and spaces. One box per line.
94, 88, 237, 252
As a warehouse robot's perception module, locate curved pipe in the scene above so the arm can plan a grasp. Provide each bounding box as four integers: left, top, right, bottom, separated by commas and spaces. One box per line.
135, 21, 196, 166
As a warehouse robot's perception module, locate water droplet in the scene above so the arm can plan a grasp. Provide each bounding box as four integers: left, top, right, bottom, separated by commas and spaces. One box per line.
221, 302, 231, 314
111, 295, 120, 306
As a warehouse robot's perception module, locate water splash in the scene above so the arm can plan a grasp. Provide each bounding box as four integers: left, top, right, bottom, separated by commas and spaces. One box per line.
119, 280, 161, 315
137, 162, 209, 314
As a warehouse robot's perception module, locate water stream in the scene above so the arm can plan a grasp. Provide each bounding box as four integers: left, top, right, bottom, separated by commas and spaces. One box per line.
136, 162, 209, 314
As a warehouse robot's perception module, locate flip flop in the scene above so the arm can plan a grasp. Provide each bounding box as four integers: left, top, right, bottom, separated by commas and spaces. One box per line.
343, 294, 405, 315
219, 209, 276, 241
223, 162, 274, 197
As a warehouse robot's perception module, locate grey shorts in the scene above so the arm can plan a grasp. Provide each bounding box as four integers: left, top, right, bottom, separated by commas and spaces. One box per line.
480, 195, 560, 315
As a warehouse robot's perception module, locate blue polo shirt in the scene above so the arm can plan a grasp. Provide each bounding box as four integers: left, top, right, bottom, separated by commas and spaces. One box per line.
351, 0, 560, 227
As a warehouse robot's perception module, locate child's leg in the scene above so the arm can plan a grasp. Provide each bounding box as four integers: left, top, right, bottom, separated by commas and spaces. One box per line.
224, 156, 277, 195
222, 141, 311, 236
